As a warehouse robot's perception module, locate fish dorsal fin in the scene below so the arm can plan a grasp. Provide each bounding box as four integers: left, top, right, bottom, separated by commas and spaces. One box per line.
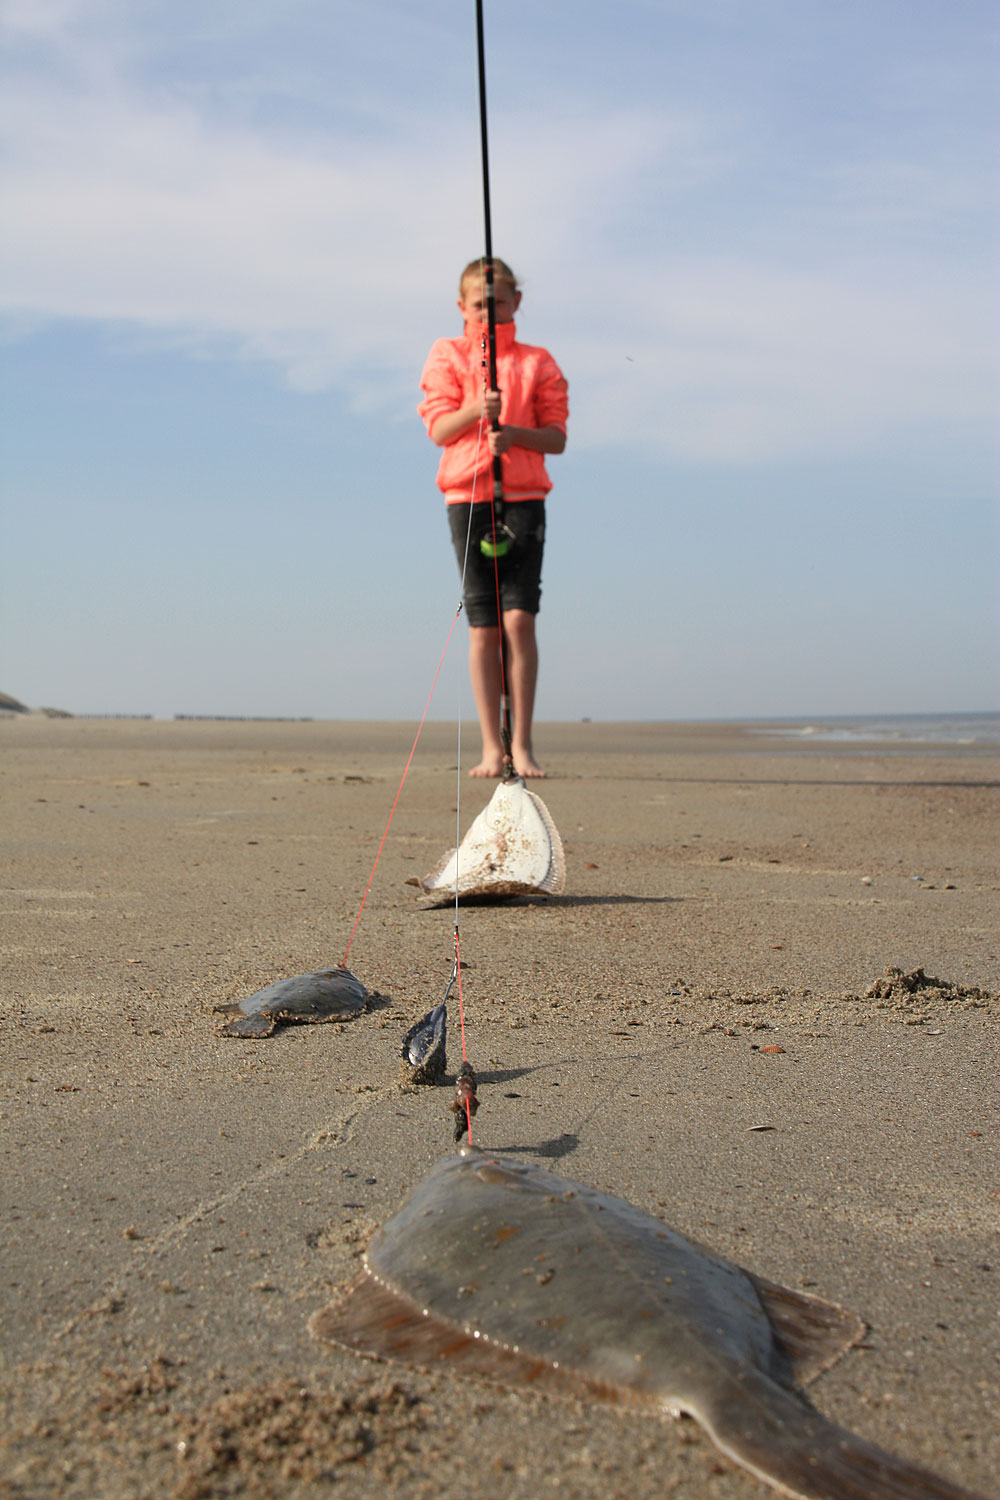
749, 1273, 866, 1386
219, 1012, 275, 1038
309, 1273, 639, 1410
418, 780, 565, 901
314, 1274, 986, 1500
523, 788, 565, 893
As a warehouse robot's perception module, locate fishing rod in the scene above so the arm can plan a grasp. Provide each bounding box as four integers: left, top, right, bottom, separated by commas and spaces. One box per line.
475, 0, 505, 555
475, 0, 514, 768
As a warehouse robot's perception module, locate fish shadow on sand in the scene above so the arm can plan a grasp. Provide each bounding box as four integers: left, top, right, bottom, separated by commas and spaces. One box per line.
489, 1132, 580, 1160
364, 990, 394, 1013
420, 893, 682, 910
473, 1065, 535, 1085
474, 1057, 601, 1089
545, 893, 681, 908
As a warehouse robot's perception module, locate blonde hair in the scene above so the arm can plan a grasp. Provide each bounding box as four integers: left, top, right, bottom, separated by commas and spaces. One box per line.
459, 257, 519, 296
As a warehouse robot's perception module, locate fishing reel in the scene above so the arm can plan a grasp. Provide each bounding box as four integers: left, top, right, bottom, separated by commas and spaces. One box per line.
479, 524, 515, 559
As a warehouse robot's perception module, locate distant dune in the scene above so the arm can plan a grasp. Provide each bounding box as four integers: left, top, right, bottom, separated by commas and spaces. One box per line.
0, 692, 73, 718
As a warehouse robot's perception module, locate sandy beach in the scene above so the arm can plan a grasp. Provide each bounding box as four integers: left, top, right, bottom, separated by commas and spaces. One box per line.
2, 716, 997, 1499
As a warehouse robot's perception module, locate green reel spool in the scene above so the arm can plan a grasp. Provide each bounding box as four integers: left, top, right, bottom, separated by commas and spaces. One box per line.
479, 534, 511, 559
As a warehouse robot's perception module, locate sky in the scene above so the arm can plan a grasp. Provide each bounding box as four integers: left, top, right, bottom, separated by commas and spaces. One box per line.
2, 0, 997, 722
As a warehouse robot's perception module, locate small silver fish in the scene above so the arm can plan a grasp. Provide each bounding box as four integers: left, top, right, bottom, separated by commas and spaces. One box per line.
312, 1150, 983, 1500
399, 1001, 447, 1085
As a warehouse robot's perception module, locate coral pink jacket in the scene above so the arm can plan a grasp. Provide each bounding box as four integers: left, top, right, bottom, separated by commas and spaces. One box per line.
419, 320, 568, 504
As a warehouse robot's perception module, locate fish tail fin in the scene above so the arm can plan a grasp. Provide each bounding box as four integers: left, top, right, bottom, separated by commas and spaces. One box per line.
701, 1368, 985, 1500
219, 1013, 274, 1038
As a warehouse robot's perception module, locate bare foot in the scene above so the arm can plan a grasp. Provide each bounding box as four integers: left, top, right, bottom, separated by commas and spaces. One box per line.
469, 756, 504, 778
514, 750, 546, 779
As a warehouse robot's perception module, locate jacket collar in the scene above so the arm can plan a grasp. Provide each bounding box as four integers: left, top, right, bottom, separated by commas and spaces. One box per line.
463, 319, 517, 349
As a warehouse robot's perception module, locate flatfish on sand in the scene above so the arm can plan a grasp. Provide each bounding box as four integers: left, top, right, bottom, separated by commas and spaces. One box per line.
311, 1149, 983, 1500
215, 966, 368, 1038
410, 778, 565, 906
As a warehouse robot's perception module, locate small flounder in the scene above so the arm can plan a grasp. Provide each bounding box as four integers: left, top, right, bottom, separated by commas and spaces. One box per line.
215, 966, 367, 1038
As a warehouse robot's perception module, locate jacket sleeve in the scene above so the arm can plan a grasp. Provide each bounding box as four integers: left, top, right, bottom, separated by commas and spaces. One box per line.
532, 352, 569, 433
418, 339, 465, 440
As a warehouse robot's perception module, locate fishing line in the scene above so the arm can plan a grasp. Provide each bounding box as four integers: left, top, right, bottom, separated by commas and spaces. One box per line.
341, 392, 492, 972
449, 400, 488, 1145
454, 928, 474, 1140
475, 0, 514, 767
340, 603, 464, 970
339, 393, 490, 995
445, 339, 504, 1143
445, 2, 520, 1139
345, 5, 506, 1151
443, 0, 511, 1141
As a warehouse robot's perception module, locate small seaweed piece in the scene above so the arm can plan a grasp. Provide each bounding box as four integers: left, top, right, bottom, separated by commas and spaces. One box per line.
450, 1061, 479, 1143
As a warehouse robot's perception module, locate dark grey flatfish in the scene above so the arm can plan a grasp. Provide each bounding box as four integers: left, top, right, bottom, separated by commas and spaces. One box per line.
214, 966, 367, 1038
311, 1149, 983, 1500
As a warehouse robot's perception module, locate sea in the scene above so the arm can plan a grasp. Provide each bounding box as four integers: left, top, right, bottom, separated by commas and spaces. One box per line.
746, 712, 1000, 747
15, 708, 1000, 746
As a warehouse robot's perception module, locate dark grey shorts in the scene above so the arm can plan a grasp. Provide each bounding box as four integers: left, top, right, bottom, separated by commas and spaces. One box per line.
447, 500, 546, 626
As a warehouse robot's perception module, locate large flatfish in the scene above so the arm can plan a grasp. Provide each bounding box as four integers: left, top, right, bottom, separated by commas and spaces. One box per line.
311, 1149, 983, 1500
410, 778, 565, 906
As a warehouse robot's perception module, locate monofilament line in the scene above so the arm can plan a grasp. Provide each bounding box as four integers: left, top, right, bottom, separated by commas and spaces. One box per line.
340, 606, 464, 970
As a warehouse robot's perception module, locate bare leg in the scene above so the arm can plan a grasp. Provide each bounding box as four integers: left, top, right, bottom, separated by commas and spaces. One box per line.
467, 625, 505, 777
502, 609, 545, 778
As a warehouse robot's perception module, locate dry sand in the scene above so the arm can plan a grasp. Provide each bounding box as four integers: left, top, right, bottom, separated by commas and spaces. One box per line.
1, 716, 997, 1499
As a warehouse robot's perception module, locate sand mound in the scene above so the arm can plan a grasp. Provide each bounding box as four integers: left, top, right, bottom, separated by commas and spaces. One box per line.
171, 1377, 431, 1498
862, 965, 995, 1005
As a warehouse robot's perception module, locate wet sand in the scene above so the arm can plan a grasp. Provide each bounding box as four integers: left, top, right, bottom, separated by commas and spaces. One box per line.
2, 716, 997, 1498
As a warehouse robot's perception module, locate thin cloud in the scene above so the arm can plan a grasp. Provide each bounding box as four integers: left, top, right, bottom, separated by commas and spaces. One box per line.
0, 3, 993, 465
0, 75, 719, 386
558, 259, 991, 461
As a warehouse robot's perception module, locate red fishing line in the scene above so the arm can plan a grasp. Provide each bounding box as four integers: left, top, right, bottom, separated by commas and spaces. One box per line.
454, 927, 473, 1142
341, 605, 464, 968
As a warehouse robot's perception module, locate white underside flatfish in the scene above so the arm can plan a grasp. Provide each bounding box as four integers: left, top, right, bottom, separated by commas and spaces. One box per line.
412, 779, 565, 906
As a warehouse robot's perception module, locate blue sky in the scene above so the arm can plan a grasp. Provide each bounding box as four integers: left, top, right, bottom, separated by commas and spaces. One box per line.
2, 0, 997, 720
